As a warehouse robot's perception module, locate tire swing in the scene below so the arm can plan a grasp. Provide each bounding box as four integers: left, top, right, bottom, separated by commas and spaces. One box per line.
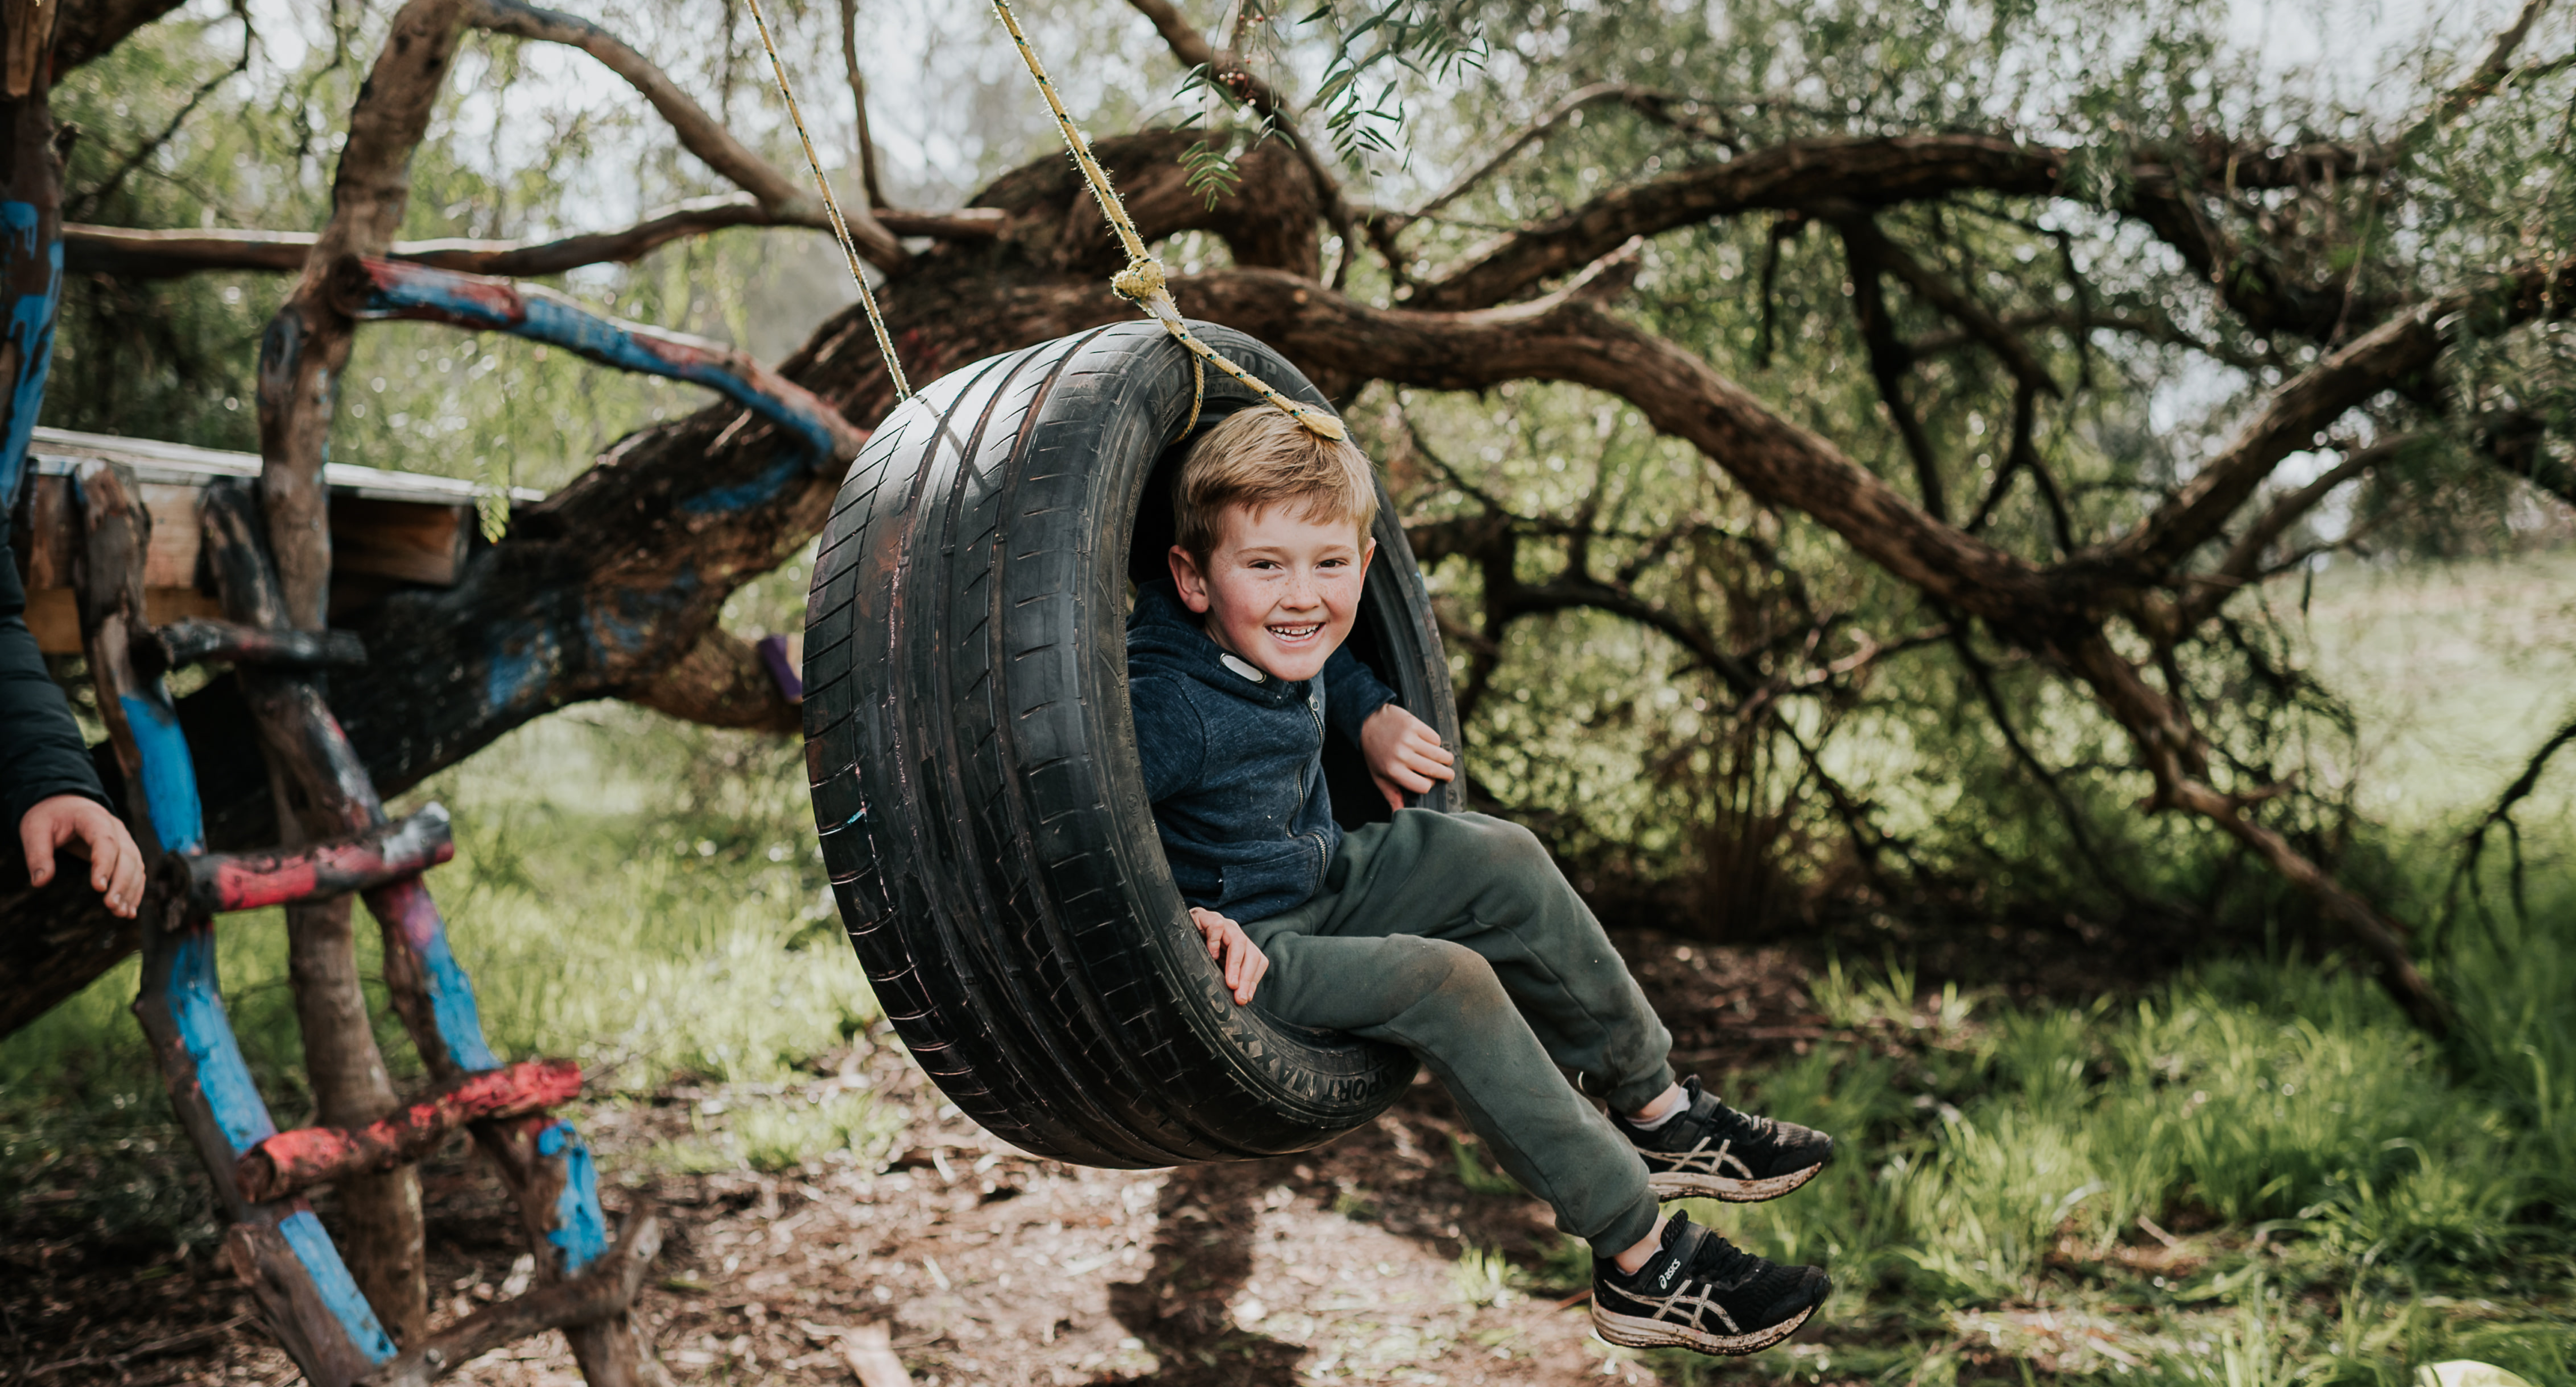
745, 0, 1460, 1164
802, 324, 1462, 1166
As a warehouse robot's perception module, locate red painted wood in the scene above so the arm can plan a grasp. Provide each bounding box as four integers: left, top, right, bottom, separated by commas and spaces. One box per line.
236, 1059, 583, 1203
186, 805, 454, 914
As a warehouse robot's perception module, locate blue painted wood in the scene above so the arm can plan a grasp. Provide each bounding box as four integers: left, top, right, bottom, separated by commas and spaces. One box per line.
117, 691, 205, 854
346, 259, 851, 467
0, 200, 62, 513
534, 1119, 612, 1275
154, 924, 398, 1367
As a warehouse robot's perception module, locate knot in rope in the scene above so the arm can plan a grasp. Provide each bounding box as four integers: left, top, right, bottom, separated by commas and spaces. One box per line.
1112, 257, 1168, 304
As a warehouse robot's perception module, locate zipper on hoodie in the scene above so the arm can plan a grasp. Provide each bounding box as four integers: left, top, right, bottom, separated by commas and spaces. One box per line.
1300, 690, 1327, 879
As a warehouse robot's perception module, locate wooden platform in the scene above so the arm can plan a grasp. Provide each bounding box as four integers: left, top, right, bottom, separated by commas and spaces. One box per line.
11, 428, 542, 652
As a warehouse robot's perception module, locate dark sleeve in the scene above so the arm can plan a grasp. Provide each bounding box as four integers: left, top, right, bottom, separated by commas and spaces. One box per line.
1323, 645, 1398, 745
0, 530, 109, 831
1128, 675, 1207, 804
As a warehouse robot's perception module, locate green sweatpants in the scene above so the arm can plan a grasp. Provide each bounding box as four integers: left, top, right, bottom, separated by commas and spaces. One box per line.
1246, 809, 1673, 1255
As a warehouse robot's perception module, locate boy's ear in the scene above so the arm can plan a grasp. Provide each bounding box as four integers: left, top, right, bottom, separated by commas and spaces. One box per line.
1168, 544, 1214, 614
1361, 534, 1377, 569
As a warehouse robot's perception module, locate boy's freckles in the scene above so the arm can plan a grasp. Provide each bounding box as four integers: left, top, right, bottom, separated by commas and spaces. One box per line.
1169, 501, 1377, 683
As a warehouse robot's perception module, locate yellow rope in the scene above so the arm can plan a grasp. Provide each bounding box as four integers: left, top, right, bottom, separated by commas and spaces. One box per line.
985, 0, 1346, 442
740, 0, 912, 404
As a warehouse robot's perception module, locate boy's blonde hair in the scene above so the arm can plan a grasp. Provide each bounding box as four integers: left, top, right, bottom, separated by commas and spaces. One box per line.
1172, 406, 1378, 560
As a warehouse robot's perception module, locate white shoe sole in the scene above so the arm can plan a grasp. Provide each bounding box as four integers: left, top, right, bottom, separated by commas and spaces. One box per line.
1592, 1299, 1817, 1355
1645, 1160, 1826, 1203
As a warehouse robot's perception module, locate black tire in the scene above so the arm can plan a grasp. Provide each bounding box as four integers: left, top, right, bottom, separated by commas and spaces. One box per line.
802, 322, 1460, 1167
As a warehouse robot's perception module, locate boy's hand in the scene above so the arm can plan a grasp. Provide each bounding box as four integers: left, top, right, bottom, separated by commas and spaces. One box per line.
20, 795, 145, 918
1359, 703, 1456, 811
1189, 907, 1268, 1005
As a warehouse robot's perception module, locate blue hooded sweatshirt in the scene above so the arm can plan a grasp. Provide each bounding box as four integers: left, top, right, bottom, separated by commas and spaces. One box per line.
1126, 579, 1398, 922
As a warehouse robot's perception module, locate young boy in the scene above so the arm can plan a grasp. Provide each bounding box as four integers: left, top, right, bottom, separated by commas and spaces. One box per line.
1126, 406, 1837, 1357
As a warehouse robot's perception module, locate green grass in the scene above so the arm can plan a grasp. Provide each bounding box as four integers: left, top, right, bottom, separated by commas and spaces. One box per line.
1652, 895, 2576, 1385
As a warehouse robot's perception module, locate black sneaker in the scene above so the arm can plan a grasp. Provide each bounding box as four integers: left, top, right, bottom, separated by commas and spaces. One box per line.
1615, 1076, 1834, 1201
1591, 1211, 1829, 1356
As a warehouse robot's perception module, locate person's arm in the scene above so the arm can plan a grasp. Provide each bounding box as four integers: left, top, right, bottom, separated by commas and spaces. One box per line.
2, 531, 144, 915
1323, 646, 1453, 810
1128, 675, 1208, 803
1321, 645, 1396, 745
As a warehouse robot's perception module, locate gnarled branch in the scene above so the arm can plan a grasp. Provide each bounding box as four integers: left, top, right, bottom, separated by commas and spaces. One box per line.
464, 0, 906, 269
65, 200, 997, 280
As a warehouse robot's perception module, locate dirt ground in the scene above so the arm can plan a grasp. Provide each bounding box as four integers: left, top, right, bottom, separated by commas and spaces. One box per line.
2, 934, 1853, 1387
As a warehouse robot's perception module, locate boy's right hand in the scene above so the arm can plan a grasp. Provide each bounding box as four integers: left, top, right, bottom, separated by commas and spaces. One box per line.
20, 795, 144, 918
1360, 702, 1456, 811
1189, 907, 1268, 1005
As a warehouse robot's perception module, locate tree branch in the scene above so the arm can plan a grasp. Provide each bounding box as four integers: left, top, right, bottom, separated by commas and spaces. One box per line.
838, 0, 886, 210
2453, 712, 2576, 927
2174, 434, 2415, 631
51, 0, 193, 71
2426, 0, 2555, 129
63, 2, 250, 221
1406, 83, 1734, 224
1948, 618, 2108, 871
1837, 213, 2059, 398
1408, 132, 2387, 312
1912, 306, 2268, 372
621, 625, 801, 733
2056, 630, 2450, 1033
1122, 0, 1360, 287
361, 1212, 661, 1387
64, 201, 997, 280
1966, 379, 2074, 552
332, 255, 866, 466
258, 0, 472, 630
1835, 214, 1948, 520
1413, 134, 2069, 310
2090, 299, 2448, 585
463, 0, 905, 269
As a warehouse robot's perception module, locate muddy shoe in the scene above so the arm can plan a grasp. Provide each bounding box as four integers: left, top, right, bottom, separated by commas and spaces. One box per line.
1591, 1212, 1829, 1356
1616, 1076, 1834, 1201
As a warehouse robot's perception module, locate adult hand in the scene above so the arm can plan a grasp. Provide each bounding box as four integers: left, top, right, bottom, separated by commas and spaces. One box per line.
1188, 906, 1269, 1005
20, 795, 144, 918
1359, 702, 1456, 811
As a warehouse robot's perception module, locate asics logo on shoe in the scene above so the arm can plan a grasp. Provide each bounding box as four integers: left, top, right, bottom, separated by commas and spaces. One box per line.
1622, 1076, 1834, 1203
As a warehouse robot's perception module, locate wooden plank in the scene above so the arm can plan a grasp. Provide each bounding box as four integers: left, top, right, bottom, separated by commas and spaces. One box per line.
330, 494, 468, 586
16, 460, 482, 650
24, 586, 223, 652
25, 426, 542, 506
23, 476, 205, 585
21, 467, 71, 586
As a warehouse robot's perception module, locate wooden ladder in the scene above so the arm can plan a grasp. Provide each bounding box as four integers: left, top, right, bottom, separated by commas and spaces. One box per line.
68, 459, 668, 1387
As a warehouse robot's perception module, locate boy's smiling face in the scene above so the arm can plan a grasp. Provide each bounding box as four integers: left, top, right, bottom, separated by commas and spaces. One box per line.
1169, 500, 1376, 683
